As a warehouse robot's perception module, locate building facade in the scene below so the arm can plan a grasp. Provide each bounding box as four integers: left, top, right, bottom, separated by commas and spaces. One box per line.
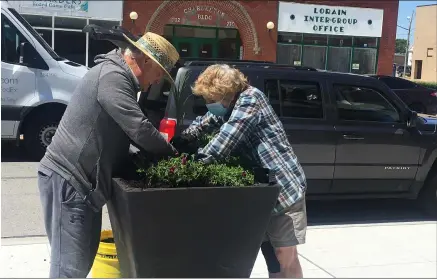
9, 0, 124, 67
411, 4, 436, 82
123, 0, 398, 75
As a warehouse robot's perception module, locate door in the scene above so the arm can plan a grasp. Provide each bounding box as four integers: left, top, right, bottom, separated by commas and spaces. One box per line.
331, 81, 421, 194
264, 74, 336, 194
173, 38, 196, 58
1, 13, 36, 137
173, 38, 217, 59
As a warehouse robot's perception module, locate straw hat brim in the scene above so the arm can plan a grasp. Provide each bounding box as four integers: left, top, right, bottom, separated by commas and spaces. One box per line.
123, 34, 175, 85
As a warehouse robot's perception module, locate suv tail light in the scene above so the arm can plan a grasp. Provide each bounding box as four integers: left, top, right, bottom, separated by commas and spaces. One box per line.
159, 118, 177, 142
431, 92, 437, 97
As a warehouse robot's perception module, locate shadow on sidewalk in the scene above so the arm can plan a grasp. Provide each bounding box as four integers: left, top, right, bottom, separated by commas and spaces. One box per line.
306, 198, 435, 226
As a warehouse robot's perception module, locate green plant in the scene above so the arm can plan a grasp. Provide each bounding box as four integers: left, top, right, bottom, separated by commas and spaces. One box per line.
140, 153, 254, 188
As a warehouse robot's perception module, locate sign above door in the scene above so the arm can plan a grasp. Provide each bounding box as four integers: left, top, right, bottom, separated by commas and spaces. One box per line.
168, 5, 237, 29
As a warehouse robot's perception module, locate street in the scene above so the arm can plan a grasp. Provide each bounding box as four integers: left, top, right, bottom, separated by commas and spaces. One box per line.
1, 142, 436, 277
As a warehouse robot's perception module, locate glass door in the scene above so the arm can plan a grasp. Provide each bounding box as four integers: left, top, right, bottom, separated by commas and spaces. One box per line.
173, 37, 218, 59
197, 38, 217, 58
173, 38, 196, 58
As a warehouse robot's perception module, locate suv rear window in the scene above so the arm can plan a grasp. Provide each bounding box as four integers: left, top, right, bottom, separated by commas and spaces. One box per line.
265, 79, 324, 119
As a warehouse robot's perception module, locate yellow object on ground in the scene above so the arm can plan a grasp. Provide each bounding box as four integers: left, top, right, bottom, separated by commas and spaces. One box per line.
91, 230, 121, 278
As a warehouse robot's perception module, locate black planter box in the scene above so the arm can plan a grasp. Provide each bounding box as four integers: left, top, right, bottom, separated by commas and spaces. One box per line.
107, 178, 280, 278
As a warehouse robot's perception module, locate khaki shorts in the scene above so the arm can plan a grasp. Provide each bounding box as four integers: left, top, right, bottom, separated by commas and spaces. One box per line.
263, 198, 307, 248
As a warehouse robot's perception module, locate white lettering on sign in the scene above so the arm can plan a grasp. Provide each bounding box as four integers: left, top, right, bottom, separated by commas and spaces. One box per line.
278, 2, 384, 37
198, 14, 212, 20
28, 0, 88, 12
184, 6, 226, 18
170, 17, 181, 23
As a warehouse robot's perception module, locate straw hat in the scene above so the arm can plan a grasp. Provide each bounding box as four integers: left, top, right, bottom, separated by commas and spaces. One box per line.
123, 32, 180, 84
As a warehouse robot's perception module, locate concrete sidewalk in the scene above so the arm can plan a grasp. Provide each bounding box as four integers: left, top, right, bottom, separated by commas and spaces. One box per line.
1, 221, 436, 278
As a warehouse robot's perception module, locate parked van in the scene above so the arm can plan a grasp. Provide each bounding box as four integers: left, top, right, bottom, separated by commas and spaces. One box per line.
1, 1, 88, 159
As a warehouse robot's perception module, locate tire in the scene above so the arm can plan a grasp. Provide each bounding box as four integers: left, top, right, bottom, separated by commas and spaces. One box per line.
23, 114, 60, 161
409, 103, 426, 114
418, 170, 437, 217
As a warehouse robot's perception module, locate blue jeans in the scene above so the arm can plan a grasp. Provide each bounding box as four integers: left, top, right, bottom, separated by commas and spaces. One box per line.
38, 165, 102, 278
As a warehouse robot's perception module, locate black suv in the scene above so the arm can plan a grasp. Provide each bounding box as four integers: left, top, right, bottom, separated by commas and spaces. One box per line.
85, 25, 437, 214
155, 61, 437, 215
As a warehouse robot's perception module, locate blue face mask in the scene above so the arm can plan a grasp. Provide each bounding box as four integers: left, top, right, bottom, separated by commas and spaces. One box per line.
206, 101, 228, 117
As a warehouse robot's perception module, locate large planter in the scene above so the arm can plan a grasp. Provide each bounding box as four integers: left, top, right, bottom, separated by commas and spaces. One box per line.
107, 178, 280, 278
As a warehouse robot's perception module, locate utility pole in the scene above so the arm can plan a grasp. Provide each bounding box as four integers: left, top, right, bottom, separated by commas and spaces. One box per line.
403, 10, 414, 78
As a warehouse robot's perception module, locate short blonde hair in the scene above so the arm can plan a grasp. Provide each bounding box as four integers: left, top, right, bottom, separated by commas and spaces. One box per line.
192, 64, 249, 102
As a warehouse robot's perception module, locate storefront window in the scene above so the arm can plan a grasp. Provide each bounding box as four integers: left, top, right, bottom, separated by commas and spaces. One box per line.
54, 30, 86, 65
278, 32, 302, 44
36, 29, 52, 46
22, 14, 52, 28
88, 38, 116, 67
89, 19, 119, 29
328, 35, 352, 47
351, 48, 377, 74
23, 14, 121, 67
303, 34, 327, 46
55, 17, 86, 29
303, 45, 326, 70
327, 47, 351, 72
277, 44, 302, 66
174, 26, 216, 38
353, 37, 378, 48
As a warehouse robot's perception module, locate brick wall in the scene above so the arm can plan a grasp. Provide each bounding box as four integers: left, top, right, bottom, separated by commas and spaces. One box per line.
123, 0, 398, 75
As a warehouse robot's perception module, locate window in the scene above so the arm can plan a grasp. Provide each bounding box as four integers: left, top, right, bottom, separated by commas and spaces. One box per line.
353, 37, 378, 48
328, 35, 352, 47
36, 29, 52, 46
55, 17, 86, 29
303, 34, 328, 45
427, 48, 433, 57
327, 47, 351, 72
351, 48, 377, 74
174, 26, 216, 38
22, 14, 52, 28
265, 80, 323, 119
378, 77, 417, 90
277, 44, 302, 66
278, 32, 302, 44
88, 37, 116, 67
334, 84, 400, 122
54, 30, 86, 65
1, 15, 30, 63
303, 45, 326, 69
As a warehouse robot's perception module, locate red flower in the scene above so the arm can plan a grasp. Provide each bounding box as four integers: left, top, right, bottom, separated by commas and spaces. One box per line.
169, 166, 176, 174
242, 171, 247, 177
181, 157, 187, 165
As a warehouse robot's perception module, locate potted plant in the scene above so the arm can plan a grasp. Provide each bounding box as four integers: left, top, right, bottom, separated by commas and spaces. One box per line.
107, 73, 280, 277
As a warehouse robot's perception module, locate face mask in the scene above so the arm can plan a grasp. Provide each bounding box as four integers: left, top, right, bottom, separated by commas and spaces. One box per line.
206, 101, 228, 117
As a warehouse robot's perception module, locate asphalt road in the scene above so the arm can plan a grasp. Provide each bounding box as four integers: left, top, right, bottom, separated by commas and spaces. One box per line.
1, 142, 435, 238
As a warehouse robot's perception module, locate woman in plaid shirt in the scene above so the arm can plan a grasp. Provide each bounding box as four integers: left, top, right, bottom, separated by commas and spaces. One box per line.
175, 64, 307, 278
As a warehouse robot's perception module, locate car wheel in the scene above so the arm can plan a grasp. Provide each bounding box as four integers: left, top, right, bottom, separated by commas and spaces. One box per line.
409, 103, 426, 114
418, 170, 437, 217
23, 114, 60, 161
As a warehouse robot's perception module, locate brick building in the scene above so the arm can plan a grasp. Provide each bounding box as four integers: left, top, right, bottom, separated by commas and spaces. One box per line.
123, 0, 398, 75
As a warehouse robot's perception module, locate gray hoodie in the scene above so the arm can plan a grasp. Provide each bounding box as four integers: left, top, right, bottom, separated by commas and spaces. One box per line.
40, 49, 175, 211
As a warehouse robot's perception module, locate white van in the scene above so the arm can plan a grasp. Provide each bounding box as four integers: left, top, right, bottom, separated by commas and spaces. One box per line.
1, 1, 88, 159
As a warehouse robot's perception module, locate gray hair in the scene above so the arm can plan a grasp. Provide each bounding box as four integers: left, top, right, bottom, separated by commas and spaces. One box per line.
121, 46, 144, 59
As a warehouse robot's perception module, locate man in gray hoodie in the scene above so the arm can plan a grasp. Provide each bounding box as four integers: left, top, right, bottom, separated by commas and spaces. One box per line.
38, 32, 180, 278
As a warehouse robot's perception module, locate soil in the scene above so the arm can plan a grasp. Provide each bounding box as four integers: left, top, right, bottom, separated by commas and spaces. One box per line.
101, 238, 115, 243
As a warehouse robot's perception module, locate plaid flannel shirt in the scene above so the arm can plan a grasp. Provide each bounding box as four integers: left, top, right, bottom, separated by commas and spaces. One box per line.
182, 86, 307, 214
